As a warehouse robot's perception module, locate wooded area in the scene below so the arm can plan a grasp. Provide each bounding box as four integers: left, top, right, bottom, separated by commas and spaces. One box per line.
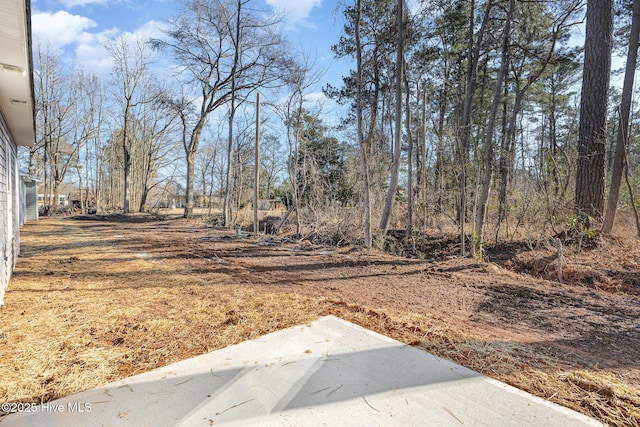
24, 0, 640, 253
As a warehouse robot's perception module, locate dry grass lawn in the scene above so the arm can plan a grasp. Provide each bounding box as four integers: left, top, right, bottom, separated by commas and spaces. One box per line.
1, 215, 639, 426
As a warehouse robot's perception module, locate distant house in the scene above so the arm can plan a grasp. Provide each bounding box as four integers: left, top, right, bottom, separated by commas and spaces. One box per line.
37, 193, 69, 208
0, 0, 36, 304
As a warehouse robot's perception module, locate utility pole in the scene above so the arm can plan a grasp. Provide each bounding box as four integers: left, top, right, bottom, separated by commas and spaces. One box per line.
254, 92, 261, 235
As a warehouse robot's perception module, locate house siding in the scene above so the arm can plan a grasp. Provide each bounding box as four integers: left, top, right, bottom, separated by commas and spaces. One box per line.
0, 112, 19, 305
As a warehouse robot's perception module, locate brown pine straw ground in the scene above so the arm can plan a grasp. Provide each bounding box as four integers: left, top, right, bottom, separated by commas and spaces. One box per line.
1, 215, 639, 426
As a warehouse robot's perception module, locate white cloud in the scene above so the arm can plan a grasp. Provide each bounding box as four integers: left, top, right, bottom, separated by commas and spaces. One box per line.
265, 0, 322, 27
31, 9, 168, 75
74, 31, 112, 72
129, 20, 166, 41
58, 0, 110, 7
31, 10, 97, 48
74, 22, 166, 74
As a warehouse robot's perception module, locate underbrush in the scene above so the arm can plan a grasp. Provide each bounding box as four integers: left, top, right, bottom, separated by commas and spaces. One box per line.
263, 206, 640, 296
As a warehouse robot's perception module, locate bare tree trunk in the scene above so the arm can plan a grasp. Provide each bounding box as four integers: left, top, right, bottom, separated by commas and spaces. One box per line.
602, 0, 640, 233
221, 0, 243, 226
355, 0, 372, 247
474, 0, 513, 255
435, 80, 446, 216
361, 151, 373, 246
78, 165, 84, 213
123, 117, 131, 214
292, 126, 302, 237
497, 89, 521, 230
183, 115, 206, 218
549, 78, 560, 195
379, 0, 404, 237
223, 108, 236, 225
458, 0, 494, 256
208, 151, 216, 216
421, 88, 429, 232
139, 187, 149, 212
405, 73, 414, 238
185, 150, 196, 217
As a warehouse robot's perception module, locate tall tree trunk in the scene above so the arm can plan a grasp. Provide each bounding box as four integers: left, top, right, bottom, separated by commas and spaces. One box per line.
497, 84, 522, 229
458, 0, 494, 256
221, 0, 242, 226
139, 188, 149, 213
43, 136, 49, 210
122, 101, 133, 215
123, 145, 131, 213
405, 74, 414, 237
78, 165, 84, 213
575, 0, 614, 219
602, 0, 640, 233
549, 77, 560, 195
379, 0, 404, 236
223, 107, 236, 225
185, 150, 196, 217
420, 88, 429, 231
184, 119, 205, 218
435, 79, 446, 216
292, 124, 302, 237
474, 0, 514, 254
355, 0, 372, 247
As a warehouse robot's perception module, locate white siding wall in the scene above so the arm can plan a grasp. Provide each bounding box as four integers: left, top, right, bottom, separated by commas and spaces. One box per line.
0, 113, 19, 305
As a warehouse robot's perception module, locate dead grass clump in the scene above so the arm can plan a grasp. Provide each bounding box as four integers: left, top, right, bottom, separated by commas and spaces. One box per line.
1, 285, 325, 408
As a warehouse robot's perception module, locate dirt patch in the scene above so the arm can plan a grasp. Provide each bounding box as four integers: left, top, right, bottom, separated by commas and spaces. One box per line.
1, 215, 639, 425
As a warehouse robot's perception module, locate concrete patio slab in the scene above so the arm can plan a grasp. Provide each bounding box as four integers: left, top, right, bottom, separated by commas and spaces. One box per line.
1, 316, 601, 426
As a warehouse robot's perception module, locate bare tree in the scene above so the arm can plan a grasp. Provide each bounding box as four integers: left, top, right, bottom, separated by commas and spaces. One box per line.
195, 138, 222, 214
68, 70, 103, 213
33, 43, 101, 213
106, 35, 151, 213
33, 43, 70, 211
153, 0, 285, 219
137, 84, 181, 212
274, 50, 324, 236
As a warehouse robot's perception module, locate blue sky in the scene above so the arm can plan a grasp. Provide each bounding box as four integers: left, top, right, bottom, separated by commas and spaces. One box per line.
29, 0, 352, 103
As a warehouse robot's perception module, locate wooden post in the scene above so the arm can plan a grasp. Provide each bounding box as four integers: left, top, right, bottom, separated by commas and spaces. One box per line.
556, 238, 563, 283
253, 92, 261, 235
